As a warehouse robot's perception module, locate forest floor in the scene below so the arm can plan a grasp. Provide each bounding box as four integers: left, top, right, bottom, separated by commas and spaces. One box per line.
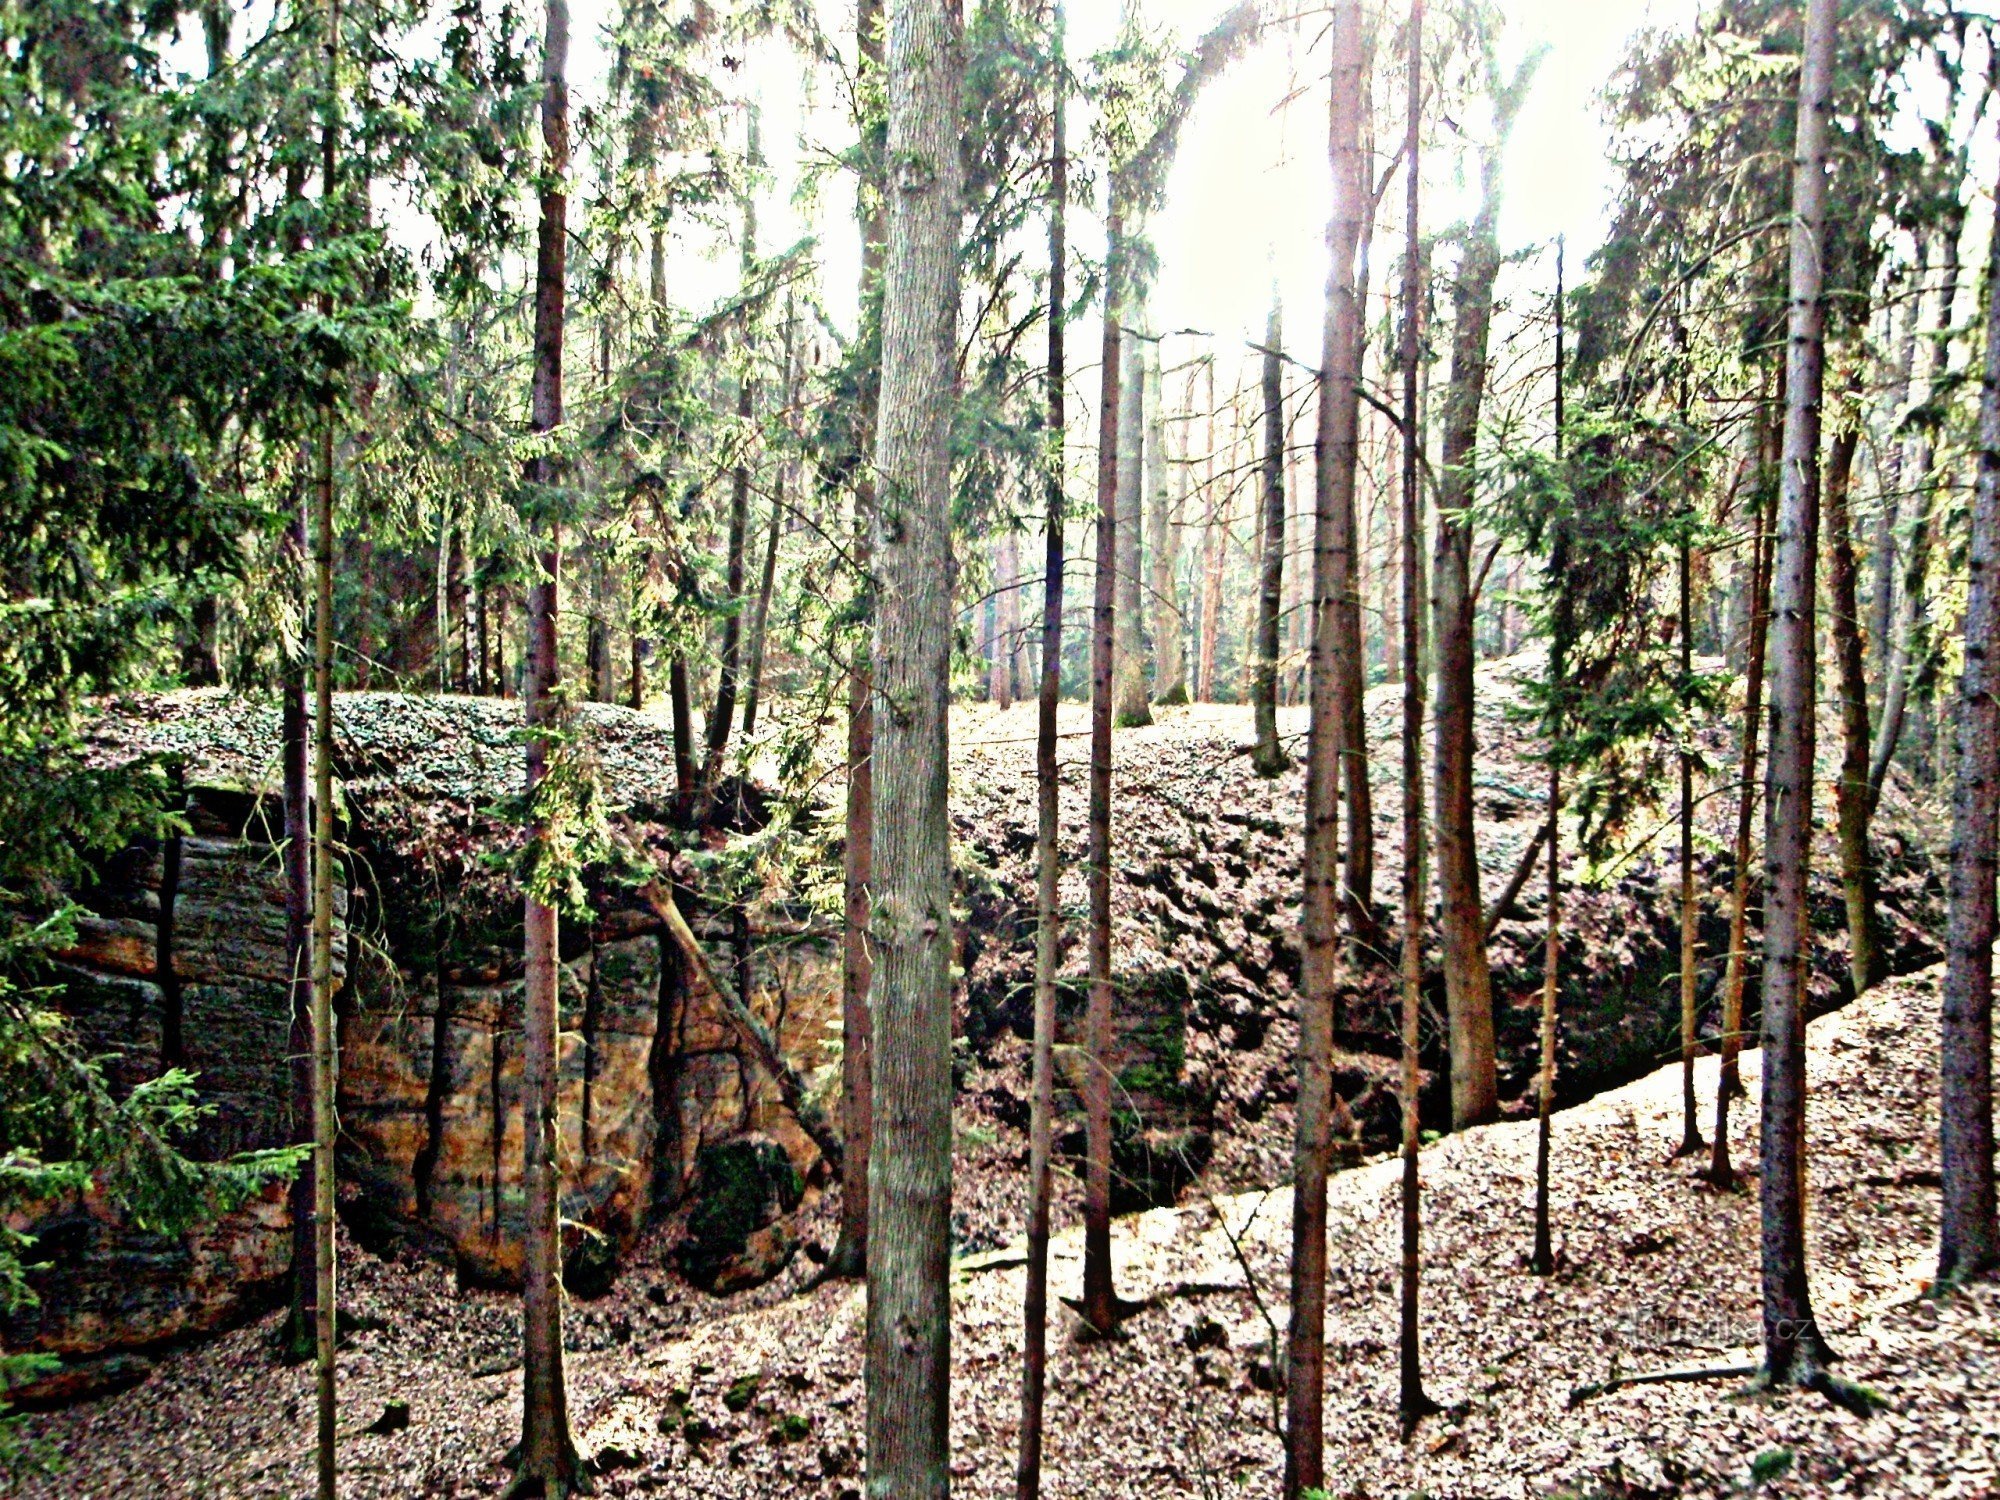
15, 961, 1995, 1498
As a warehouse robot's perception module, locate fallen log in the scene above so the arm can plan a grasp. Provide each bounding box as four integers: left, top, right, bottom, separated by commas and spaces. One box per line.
636, 879, 846, 1177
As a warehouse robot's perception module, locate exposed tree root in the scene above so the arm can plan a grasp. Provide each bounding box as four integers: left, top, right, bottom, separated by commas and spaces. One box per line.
1568, 1363, 1758, 1408
1571, 1360, 1889, 1418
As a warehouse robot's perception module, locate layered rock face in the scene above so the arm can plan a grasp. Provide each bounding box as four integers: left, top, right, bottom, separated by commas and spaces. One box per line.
11, 697, 842, 1401
343, 914, 834, 1291
12, 790, 347, 1402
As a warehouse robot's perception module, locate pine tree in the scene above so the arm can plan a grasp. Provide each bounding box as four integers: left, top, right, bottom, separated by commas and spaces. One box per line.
1432, 50, 1537, 1131
1394, 0, 1435, 1431
1757, 0, 1835, 1390
1285, 1, 1363, 1487
1017, 13, 1066, 1488
1937, 176, 2000, 1288
512, 0, 581, 1487
864, 1, 963, 1490
831, 0, 888, 1283
1251, 294, 1290, 777
309, 3, 342, 1489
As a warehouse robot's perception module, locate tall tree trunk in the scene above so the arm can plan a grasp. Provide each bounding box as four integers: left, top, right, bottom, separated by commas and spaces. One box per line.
831, 484, 876, 1279
742, 494, 782, 737
864, 4, 961, 1490
1313, 20, 1374, 954
626, 590, 644, 709
1114, 328, 1152, 726
1283, 5, 1362, 1487
450, 520, 471, 692
1868, 263, 1922, 688
1824, 401, 1885, 995
283, 497, 316, 1365
1531, 763, 1561, 1274
1676, 532, 1705, 1156
993, 528, 1020, 708
1431, 93, 1518, 1130
1017, 17, 1065, 1488
1382, 409, 1402, 686
1149, 343, 1186, 705
650, 263, 694, 812
1083, 202, 1125, 1335
742, 306, 794, 741
669, 652, 695, 807
182, 594, 222, 686
1873, 217, 1965, 807
1531, 236, 1566, 1276
477, 573, 491, 695
586, 551, 612, 702
1395, 0, 1434, 1429
1252, 296, 1289, 775
512, 0, 580, 1487
1197, 357, 1223, 702
1285, 435, 1308, 706
829, 0, 886, 1283
354, 537, 375, 689
1864, 274, 1912, 692
494, 584, 509, 698
1758, 0, 1836, 1387
706, 375, 754, 792
1709, 410, 1775, 1189
275, 154, 318, 1370
1937, 181, 2000, 1287
702, 111, 763, 806
308, 8, 340, 1493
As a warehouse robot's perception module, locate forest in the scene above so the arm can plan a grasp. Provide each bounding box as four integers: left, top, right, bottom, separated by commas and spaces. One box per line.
2, 0, 1999, 1494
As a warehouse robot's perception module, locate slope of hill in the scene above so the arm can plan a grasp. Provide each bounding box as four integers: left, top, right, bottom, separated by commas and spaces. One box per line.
18, 965, 1990, 1497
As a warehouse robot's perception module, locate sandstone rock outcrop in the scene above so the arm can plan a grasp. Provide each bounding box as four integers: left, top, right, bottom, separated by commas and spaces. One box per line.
10, 693, 843, 1401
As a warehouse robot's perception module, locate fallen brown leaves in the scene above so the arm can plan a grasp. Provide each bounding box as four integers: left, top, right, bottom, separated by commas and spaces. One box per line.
19, 965, 1996, 1498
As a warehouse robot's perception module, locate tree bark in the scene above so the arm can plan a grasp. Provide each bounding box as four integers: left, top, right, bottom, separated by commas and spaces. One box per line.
1197, 357, 1223, 702
1315, 41, 1374, 953
831, 483, 875, 1276
829, 0, 886, 1285
864, 4, 961, 1491
1937, 180, 2000, 1287
283, 498, 316, 1364
741, 365, 788, 739
1084, 203, 1124, 1335
1869, 258, 1922, 688
702, 113, 764, 807
1758, 0, 1836, 1386
1114, 328, 1152, 726
512, 0, 580, 1487
1532, 237, 1567, 1275
1709, 409, 1775, 1189
1676, 533, 1705, 1156
1252, 297, 1289, 775
309, 8, 341, 1493
1395, 0, 1433, 1428
1149, 342, 1186, 705
992, 528, 1020, 708
1017, 16, 1065, 1488
1431, 100, 1513, 1131
1284, 5, 1362, 1488
1873, 218, 1964, 807
1823, 404, 1885, 995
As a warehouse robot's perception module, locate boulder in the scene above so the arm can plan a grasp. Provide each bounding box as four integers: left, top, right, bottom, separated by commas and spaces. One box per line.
673, 1135, 804, 1293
